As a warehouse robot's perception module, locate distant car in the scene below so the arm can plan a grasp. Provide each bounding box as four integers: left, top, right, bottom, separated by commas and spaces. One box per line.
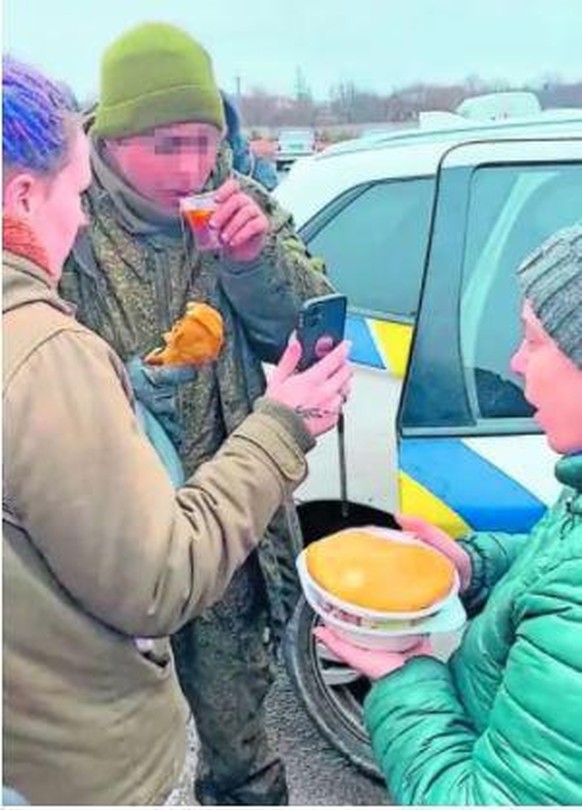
275, 128, 316, 171
457, 90, 542, 120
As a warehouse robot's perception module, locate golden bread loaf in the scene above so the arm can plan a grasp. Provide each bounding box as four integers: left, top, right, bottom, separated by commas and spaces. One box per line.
306, 529, 455, 612
145, 302, 224, 366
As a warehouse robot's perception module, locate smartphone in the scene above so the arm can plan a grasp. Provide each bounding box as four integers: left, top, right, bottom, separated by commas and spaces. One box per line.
296, 293, 347, 371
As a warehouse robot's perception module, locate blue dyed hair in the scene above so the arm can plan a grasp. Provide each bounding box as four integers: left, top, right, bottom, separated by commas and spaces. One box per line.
2, 55, 77, 176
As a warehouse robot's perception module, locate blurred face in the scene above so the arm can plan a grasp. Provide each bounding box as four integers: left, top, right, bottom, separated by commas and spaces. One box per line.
3, 125, 91, 280
511, 300, 582, 454
104, 122, 222, 212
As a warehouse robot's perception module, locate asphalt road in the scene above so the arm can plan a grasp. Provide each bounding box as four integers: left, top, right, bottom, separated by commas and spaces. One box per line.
167, 660, 390, 806
167, 630, 462, 805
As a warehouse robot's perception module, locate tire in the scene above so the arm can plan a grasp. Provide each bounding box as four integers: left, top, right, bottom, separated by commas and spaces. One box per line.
283, 499, 396, 779
283, 594, 383, 781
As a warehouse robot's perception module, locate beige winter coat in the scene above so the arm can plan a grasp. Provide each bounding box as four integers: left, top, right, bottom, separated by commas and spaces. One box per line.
2, 250, 312, 805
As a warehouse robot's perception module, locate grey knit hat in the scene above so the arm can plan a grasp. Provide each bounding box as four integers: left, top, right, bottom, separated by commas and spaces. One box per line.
517, 223, 582, 369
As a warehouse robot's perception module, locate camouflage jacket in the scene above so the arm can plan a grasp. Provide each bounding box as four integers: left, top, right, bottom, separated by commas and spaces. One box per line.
60, 134, 332, 633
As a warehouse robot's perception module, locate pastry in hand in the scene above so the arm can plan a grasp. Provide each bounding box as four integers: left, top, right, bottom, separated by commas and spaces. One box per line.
145, 302, 224, 367
306, 529, 455, 612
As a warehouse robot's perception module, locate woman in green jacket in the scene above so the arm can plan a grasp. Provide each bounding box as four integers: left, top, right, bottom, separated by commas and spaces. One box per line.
316, 223, 582, 805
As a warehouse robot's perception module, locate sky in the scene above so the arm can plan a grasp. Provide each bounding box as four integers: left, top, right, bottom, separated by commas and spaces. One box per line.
3, 0, 581, 101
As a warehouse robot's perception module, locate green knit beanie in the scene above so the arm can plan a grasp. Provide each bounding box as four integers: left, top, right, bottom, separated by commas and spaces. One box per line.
517, 222, 582, 369
93, 22, 225, 138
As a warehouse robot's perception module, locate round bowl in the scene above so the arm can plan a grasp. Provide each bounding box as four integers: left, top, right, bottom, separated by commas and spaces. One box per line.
297, 541, 459, 623
298, 555, 429, 650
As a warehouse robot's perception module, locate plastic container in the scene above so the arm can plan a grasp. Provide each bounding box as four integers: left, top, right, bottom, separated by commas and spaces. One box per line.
296, 535, 467, 651
314, 591, 466, 651
299, 528, 460, 622
180, 192, 220, 251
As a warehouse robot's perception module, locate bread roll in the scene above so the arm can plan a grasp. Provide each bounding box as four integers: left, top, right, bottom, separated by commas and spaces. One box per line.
306, 529, 455, 612
146, 302, 224, 367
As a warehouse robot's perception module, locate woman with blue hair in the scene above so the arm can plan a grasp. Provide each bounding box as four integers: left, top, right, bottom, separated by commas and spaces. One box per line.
2, 55, 352, 805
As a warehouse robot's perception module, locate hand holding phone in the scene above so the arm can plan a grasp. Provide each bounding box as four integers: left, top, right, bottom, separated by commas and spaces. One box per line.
296, 293, 348, 371
266, 338, 353, 437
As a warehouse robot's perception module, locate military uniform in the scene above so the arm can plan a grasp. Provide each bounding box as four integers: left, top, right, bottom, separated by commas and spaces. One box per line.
60, 133, 332, 805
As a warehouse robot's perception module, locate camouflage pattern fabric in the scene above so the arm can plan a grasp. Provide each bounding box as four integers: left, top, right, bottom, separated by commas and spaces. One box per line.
172, 552, 287, 805
60, 130, 332, 805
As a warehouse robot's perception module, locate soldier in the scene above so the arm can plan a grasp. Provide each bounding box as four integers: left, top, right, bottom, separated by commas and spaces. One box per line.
60, 21, 334, 806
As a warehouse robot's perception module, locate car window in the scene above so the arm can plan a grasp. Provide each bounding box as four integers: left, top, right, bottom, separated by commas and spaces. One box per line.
278, 130, 315, 148
306, 178, 435, 319
460, 162, 582, 424
400, 159, 582, 435
281, 130, 312, 140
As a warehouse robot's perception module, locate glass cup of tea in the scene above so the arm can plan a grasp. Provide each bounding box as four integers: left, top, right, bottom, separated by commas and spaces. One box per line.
180, 192, 220, 251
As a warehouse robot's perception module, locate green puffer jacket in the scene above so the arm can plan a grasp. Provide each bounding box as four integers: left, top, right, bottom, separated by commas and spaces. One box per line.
364, 453, 582, 805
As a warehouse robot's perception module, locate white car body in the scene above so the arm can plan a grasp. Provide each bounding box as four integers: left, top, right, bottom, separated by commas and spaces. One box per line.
274, 113, 582, 534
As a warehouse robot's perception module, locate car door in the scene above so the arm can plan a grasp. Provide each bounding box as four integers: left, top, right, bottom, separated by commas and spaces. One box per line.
296, 176, 435, 510
398, 137, 582, 535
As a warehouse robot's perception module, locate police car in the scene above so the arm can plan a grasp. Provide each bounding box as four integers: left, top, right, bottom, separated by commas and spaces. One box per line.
274, 109, 582, 776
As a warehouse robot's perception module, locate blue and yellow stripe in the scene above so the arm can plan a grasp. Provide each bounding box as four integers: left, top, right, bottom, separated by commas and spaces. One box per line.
346, 313, 413, 379
399, 438, 547, 535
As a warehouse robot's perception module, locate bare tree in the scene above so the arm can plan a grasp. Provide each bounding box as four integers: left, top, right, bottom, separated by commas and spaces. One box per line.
238, 76, 581, 131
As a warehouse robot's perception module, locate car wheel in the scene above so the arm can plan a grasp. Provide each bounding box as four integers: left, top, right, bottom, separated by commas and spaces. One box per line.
283, 594, 383, 781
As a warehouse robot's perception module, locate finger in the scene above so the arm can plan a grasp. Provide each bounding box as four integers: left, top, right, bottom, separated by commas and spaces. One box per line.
396, 514, 469, 586
301, 340, 352, 382
211, 191, 255, 231
395, 513, 431, 534
317, 364, 354, 404
270, 337, 302, 383
314, 335, 335, 360
398, 514, 455, 549
321, 394, 345, 418
220, 206, 258, 245
313, 627, 403, 680
213, 177, 240, 204
228, 217, 269, 249
312, 627, 355, 663
210, 194, 244, 231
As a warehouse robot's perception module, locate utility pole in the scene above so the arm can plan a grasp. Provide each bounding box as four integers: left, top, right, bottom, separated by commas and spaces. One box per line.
235, 75, 242, 105
294, 66, 311, 101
